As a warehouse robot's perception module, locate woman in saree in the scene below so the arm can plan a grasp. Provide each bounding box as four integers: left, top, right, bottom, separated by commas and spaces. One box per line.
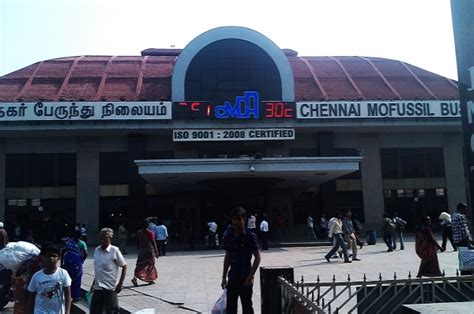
61, 230, 88, 301
415, 216, 444, 278
131, 220, 158, 286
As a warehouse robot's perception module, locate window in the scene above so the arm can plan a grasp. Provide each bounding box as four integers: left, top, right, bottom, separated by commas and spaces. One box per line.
381, 149, 399, 178
5, 153, 76, 187
417, 189, 425, 198
436, 188, 445, 197
425, 148, 445, 177
384, 189, 393, 198
397, 189, 405, 198
405, 189, 414, 198
381, 148, 445, 179
100, 152, 129, 184
400, 149, 425, 178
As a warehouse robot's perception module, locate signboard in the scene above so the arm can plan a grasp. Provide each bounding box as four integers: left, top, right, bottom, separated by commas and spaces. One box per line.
296, 100, 460, 119
0, 101, 172, 121
173, 91, 295, 120
173, 128, 295, 142
451, 0, 474, 208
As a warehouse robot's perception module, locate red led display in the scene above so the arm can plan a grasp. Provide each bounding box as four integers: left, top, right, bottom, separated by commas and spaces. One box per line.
174, 101, 295, 119
264, 102, 294, 118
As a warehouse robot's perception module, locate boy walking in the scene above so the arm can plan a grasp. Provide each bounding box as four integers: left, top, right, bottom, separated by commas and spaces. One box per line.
27, 243, 72, 314
222, 207, 261, 314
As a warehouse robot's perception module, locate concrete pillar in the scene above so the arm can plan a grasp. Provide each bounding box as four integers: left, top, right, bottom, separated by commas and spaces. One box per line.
128, 134, 146, 220
359, 135, 385, 231
76, 138, 100, 244
443, 133, 467, 210
0, 139, 5, 223
318, 132, 337, 212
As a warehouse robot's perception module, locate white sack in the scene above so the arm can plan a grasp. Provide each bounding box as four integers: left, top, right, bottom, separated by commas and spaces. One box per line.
0, 241, 41, 271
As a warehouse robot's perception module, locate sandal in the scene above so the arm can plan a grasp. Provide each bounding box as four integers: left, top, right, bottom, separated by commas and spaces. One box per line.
131, 277, 138, 287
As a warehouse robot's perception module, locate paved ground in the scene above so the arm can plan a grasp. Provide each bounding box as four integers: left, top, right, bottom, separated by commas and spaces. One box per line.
1, 236, 462, 313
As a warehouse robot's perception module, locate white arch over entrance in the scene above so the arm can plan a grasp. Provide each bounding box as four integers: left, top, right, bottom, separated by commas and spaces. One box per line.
171, 26, 295, 102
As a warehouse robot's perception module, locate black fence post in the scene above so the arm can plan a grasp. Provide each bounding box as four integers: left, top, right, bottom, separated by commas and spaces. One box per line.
260, 266, 294, 314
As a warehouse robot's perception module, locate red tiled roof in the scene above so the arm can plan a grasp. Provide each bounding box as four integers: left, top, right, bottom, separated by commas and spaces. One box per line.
0, 51, 458, 102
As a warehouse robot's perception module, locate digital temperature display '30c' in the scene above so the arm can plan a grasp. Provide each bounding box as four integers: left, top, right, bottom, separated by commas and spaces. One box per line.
173, 91, 295, 120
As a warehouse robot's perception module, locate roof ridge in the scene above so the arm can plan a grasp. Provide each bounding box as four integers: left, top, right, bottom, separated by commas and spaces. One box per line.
94, 56, 117, 101
358, 56, 401, 99
134, 56, 149, 100
15, 61, 43, 101
297, 56, 328, 100
399, 61, 437, 99
328, 56, 365, 100
56, 56, 85, 101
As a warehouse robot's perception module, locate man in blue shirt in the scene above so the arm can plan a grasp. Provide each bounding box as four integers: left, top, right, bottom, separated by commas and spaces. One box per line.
452, 203, 473, 275
155, 220, 168, 256
452, 203, 472, 248
221, 207, 261, 314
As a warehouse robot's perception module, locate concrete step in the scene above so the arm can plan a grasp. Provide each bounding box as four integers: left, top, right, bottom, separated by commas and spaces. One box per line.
71, 298, 89, 314
278, 241, 332, 247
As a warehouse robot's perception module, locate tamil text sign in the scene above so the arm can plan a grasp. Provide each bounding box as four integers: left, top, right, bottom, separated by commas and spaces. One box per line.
0, 101, 172, 121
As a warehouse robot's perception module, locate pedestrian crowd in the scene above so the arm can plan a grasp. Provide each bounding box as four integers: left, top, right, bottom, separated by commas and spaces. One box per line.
0, 202, 472, 314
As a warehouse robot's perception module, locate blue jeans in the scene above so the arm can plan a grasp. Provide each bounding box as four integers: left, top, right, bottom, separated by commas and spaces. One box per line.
325, 234, 349, 261
392, 231, 404, 250
383, 232, 393, 250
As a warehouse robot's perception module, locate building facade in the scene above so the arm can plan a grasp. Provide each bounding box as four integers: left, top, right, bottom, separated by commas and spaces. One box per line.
0, 26, 465, 243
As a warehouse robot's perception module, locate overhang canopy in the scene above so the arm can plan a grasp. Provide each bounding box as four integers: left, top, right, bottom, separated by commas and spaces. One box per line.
135, 157, 361, 193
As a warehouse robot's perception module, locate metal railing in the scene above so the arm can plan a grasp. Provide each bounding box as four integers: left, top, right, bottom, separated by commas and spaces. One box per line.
278, 270, 474, 314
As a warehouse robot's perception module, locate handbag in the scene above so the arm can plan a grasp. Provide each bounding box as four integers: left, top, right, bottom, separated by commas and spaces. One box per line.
85, 290, 93, 308
458, 247, 474, 271
85, 278, 95, 308
211, 289, 227, 314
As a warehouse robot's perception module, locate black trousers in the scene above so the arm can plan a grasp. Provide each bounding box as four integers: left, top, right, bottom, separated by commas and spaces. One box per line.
325, 234, 349, 261
383, 232, 393, 250
226, 281, 254, 314
441, 225, 456, 251
260, 232, 268, 250
90, 288, 119, 314
156, 240, 167, 256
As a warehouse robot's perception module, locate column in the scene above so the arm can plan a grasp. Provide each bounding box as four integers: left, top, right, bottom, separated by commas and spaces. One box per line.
318, 132, 337, 212
359, 135, 385, 231
0, 140, 5, 222
128, 134, 146, 220
443, 133, 467, 210
76, 138, 100, 243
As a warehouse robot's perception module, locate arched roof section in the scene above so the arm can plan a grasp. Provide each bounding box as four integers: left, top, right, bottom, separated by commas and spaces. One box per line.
171, 26, 295, 102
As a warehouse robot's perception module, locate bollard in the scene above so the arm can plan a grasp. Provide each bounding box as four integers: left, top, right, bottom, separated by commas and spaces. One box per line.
260, 266, 294, 314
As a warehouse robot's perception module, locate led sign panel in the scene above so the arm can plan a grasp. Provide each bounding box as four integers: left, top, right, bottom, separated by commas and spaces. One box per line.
173, 91, 295, 120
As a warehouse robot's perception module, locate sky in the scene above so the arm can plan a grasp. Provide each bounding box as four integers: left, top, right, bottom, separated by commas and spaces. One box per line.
0, 0, 458, 79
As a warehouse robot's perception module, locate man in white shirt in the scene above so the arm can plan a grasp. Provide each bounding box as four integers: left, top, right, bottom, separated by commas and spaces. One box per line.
207, 221, 218, 249
324, 212, 351, 263
259, 214, 269, 250
91, 228, 127, 314
247, 213, 257, 235
307, 215, 317, 240
439, 211, 456, 251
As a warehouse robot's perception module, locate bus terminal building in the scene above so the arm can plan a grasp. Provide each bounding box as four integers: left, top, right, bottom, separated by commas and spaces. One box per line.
0, 26, 465, 242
